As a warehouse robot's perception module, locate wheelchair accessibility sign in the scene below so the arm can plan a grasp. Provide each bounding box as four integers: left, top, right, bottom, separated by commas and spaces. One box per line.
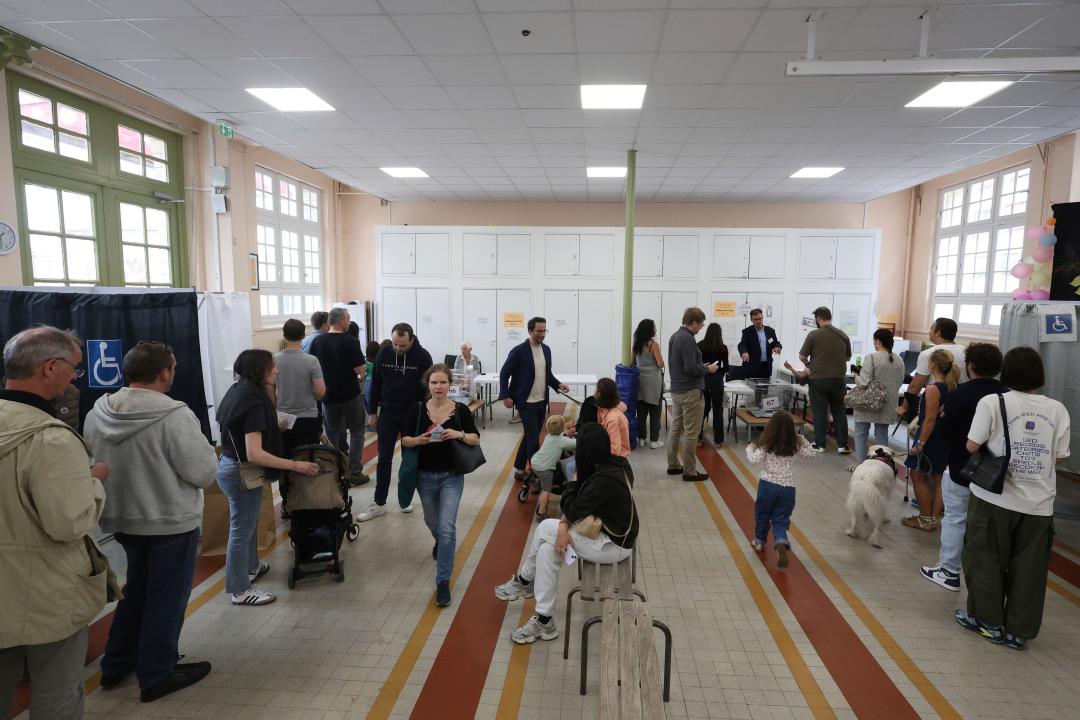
1039, 305, 1077, 343
87, 339, 124, 389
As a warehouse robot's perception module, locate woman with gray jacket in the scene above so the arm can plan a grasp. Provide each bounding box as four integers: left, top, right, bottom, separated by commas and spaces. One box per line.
849, 329, 906, 470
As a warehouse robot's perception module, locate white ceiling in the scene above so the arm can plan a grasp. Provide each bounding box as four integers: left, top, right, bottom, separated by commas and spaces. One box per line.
4, 0, 1080, 203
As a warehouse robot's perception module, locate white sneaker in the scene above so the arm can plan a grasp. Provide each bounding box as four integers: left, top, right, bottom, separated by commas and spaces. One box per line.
231, 586, 276, 606
400, 503, 415, 513
356, 501, 387, 522
511, 614, 558, 644
494, 575, 534, 601
650, 440, 664, 449
920, 564, 961, 592
248, 562, 270, 583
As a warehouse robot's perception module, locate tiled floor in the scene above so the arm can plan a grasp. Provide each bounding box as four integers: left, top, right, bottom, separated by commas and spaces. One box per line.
24, 406, 1080, 719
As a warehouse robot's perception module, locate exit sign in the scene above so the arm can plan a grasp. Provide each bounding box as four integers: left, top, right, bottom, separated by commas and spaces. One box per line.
218, 122, 235, 139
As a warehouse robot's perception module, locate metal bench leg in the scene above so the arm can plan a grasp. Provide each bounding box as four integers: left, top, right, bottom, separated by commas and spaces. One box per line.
563, 586, 580, 659
580, 615, 602, 696
652, 619, 673, 702
633, 589, 646, 602
631, 545, 637, 584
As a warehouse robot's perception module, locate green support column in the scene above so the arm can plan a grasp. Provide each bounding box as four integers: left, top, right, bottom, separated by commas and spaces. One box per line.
622, 148, 637, 366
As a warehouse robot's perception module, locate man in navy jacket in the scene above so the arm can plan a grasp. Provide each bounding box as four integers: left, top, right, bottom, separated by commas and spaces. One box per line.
737, 308, 782, 379
498, 317, 569, 480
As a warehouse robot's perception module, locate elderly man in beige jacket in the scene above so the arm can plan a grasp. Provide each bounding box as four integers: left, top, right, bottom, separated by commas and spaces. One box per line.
0, 327, 113, 720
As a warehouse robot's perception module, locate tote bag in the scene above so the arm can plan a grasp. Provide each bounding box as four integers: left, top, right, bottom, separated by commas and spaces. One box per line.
397, 403, 424, 507
957, 394, 1011, 494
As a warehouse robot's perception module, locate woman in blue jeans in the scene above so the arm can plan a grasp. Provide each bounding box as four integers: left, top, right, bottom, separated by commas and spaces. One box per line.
400, 363, 481, 608
216, 350, 319, 607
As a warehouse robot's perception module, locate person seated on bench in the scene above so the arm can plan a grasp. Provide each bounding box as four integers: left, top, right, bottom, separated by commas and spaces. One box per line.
495, 423, 639, 644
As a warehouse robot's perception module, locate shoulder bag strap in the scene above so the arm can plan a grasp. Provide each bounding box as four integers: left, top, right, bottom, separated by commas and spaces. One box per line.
998, 394, 1011, 460
601, 469, 636, 542
415, 401, 425, 435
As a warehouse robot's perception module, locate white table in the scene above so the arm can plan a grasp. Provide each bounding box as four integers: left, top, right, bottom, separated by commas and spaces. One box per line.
471, 373, 599, 427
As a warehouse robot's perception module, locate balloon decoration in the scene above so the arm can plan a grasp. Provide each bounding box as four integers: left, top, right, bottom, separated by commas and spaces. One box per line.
1010, 213, 1057, 300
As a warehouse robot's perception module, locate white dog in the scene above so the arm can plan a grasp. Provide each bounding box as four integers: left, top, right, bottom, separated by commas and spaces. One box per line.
845, 445, 900, 548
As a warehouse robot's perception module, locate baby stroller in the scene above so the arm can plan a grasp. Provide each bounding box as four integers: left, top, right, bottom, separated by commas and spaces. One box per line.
516, 454, 575, 503
281, 444, 360, 588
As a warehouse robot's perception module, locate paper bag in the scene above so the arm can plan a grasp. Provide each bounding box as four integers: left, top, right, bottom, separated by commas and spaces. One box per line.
256, 485, 277, 551
200, 482, 278, 556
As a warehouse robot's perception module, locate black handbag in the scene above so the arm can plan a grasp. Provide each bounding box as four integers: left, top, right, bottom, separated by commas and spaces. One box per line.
958, 394, 1010, 494
450, 439, 486, 474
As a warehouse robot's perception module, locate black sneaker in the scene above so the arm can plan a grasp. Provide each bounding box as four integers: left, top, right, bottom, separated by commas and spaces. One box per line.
435, 581, 451, 608
682, 473, 708, 482
140, 661, 211, 703
349, 473, 371, 487
1005, 634, 1026, 651
100, 669, 132, 690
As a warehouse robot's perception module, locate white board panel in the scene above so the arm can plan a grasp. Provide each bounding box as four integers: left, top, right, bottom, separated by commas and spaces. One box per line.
661, 291, 700, 350
578, 290, 614, 377
497, 234, 531, 276
415, 233, 450, 276
835, 235, 876, 280
631, 291, 662, 350
795, 293, 833, 354
633, 235, 663, 278
662, 235, 699, 278
713, 235, 749, 278
545, 290, 579, 375
748, 235, 787, 279
463, 233, 497, 276
417, 287, 451, 363
496, 288, 531, 372
381, 287, 417, 340
580, 233, 614, 277
381, 233, 414, 275
709, 291, 747, 367
798, 236, 837, 279
545, 234, 579, 276
834, 292, 872, 357
462, 288, 497, 369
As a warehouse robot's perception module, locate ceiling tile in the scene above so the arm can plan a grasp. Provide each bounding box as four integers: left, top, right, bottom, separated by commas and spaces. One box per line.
185, 88, 279, 112
651, 53, 737, 84
723, 52, 794, 84
404, 109, 471, 128
304, 15, 413, 55
640, 108, 703, 127
381, 86, 456, 109
343, 109, 417, 128
444, 85, 518, 109
933, 4, 1055, 50
512, 85, 580, 109
133, 19, 259, 59
305, 86, 393, 110
284, 0, 383, 13
744, 8, 856, 52
829, 6, 924, 53
1003, 4, 1080, 49
274, 58, 369, 87
380, 0, 477, 13
426, 55, 509, 85
500, 54, 579, 84
348, 56, 437, 85
126, 59, 233, 88
185, 0, 293, 15
574, 10, 665, 53
644, 84, 717, 109
661, 9, 763, 53
394, 13, 495, 55
463, 109, 526, 128
577, 53, 654, 84
203, 59, 297, 87
41, 20, 183, 59
217, 16, 337, 57
97, 0, 204, 18
482, 12, 575, 54
1, 0, 110, 21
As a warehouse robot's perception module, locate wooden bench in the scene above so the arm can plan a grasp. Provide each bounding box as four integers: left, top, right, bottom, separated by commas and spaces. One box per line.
581, 598, 672, 717
563, 554, 644, 660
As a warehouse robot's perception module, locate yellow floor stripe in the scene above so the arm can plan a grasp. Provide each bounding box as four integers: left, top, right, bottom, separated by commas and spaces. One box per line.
722, 447, 962, 720
365, 440, 520, 719
695, 482, 836, 719
1048, 578, 1080, 608
1053, 536, 1080, 558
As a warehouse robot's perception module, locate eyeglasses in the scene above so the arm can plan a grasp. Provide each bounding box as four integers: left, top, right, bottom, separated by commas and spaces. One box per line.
49, 357, 85, 380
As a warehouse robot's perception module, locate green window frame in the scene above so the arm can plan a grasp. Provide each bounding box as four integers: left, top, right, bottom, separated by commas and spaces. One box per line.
7, 73, 187, 287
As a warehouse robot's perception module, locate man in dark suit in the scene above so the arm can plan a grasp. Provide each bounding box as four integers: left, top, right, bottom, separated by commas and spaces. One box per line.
737, 308, 782, 379
498, 317, 569, 481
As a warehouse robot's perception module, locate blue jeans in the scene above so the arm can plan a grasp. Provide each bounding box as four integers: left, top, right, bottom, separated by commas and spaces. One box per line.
417, 470, 464, 584
939, 473, 969, 572
853, 421, 890, 461
514, 401, 547, 472
216, 456, 263, 595
323, 395, 365, 477
100, 529, 199, 688
754, 479, 796, 547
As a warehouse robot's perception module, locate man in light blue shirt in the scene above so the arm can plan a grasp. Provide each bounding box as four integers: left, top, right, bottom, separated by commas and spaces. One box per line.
301, 311, 329, 353
737, 308, 782, 379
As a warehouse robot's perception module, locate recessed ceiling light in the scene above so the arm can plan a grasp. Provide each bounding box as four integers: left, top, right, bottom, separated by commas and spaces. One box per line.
581, 85, 646, 109
380, 167, 429, 178
905, 80, 1013, 108
790, 167, 845, 179
587, 167, 627, 178
245, 87, 335, 112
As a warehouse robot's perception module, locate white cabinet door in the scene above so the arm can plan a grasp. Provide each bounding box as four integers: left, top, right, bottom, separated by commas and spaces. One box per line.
631, 291, 662, 344
415, 233, 450, 276
462, 288, 497, 370
835, 235, 876, 280
545, 234, 579, 276
579, 233, 614, 277
795, 292, 833, 351
381, 233, 415, 275
496, 289, 531, 372
416, 288, 451, 363
712, 235, 750, 278
497, 234, 531, 276
798, 236, 837, 279
661, 291, 699, 348
662, 235, 700, 278
748, 235, 787, 279
578, 290, 613, 377
710, 291, 747, 368
633, 235, 663, 278
381, 287, 417, 339
463, 233, 497, 276
544, 290, 579, 375
833, 292, 873, 357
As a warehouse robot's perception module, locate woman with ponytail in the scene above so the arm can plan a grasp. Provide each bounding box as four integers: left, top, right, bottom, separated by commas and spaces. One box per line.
902, 349, 959, 531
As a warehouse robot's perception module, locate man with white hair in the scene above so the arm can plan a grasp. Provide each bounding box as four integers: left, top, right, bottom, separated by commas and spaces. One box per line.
309, 306, 369, 484
0, 326, 112, 719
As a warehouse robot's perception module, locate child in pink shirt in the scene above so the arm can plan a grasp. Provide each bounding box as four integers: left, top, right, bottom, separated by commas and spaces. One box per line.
595, 378, 630, 458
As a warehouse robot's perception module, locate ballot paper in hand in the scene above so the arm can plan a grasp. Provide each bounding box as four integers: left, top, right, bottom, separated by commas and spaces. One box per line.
277, 412, 298, 431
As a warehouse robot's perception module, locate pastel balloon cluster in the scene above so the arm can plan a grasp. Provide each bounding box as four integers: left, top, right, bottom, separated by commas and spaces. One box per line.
1010, 215, 1056, 300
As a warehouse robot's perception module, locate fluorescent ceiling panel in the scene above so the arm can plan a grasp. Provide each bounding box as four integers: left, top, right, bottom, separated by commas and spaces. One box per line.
381, 167, 429, 178
790, 167, 845, 178
587, 167, 627, 178
580, 85, 646, 109
245, 87, 334, 112
905, 81, 1014, 108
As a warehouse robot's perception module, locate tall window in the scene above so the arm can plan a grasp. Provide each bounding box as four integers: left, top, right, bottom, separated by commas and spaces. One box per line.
931, 165, 1030, 330
8, 74, 186, 287
255, 166, 323, 320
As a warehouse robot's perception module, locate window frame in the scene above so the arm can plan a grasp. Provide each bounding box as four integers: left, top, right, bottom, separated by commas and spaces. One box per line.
254, 165, 324, 323
930, 163, 1031, 332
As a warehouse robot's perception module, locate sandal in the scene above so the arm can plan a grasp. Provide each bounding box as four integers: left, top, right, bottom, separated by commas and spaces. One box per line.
901, 514, 938, 531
